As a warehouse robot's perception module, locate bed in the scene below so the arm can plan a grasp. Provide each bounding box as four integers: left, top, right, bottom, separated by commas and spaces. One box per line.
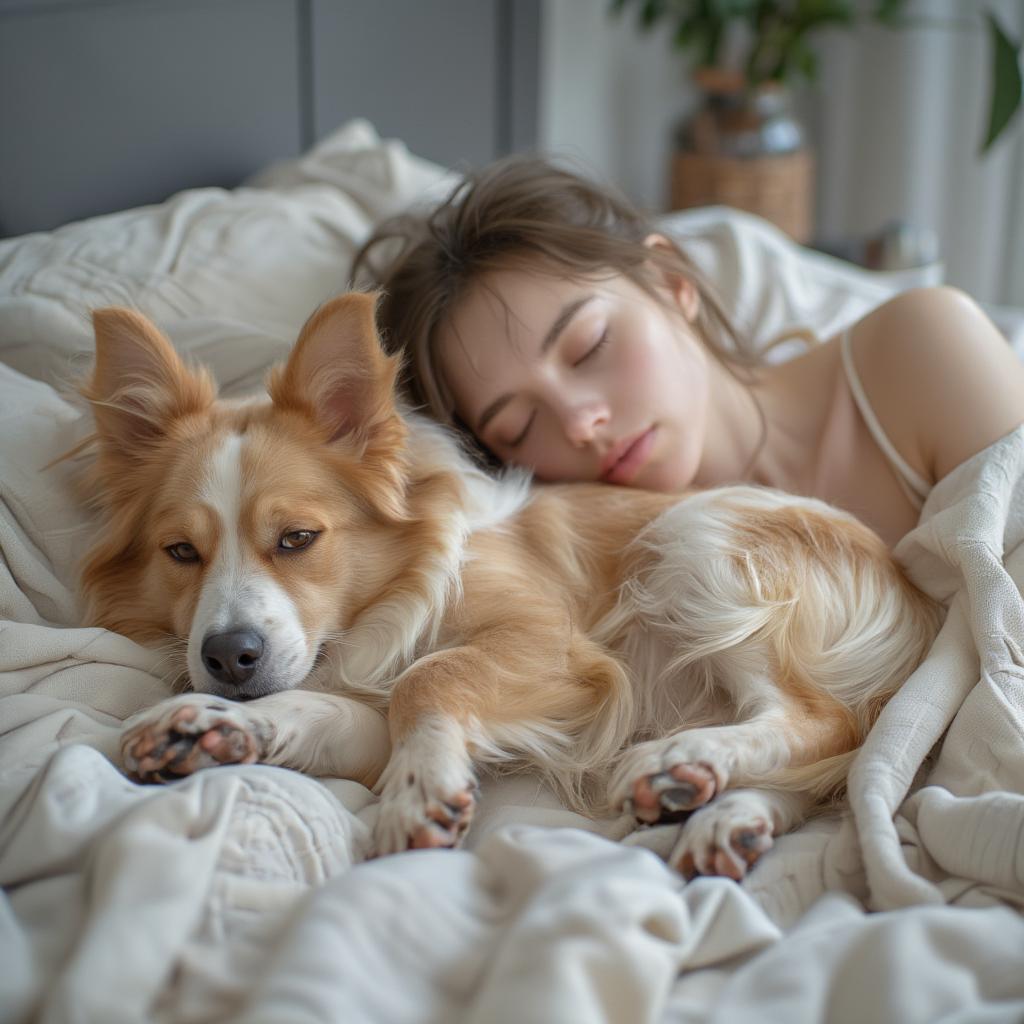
3, 13, 1024, 1020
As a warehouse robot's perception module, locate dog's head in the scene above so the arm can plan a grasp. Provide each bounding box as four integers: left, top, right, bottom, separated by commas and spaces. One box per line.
80, 293, 412, 699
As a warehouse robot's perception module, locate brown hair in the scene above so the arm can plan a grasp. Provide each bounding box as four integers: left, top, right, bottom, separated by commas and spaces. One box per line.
352, 156, 758, 448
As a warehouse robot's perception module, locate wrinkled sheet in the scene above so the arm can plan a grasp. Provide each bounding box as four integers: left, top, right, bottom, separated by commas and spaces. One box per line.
3, 353, 1024, 1024
3, 120, 1024, 1023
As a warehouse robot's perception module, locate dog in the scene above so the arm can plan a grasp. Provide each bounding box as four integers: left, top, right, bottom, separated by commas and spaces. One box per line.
78, 292, 941, 879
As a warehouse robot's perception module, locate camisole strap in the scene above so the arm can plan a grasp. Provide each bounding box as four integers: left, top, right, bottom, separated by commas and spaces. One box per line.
840, 329, 930, 510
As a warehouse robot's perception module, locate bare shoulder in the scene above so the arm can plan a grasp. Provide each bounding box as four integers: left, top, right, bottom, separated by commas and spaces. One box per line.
848, 286, 1024, 483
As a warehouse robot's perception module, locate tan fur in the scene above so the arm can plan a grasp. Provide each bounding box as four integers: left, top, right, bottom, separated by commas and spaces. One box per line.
733, 502, 940, 782
84, 294, 943, 866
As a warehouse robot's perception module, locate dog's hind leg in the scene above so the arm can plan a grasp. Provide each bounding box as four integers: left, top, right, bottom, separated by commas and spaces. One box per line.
120, 690, 390, 787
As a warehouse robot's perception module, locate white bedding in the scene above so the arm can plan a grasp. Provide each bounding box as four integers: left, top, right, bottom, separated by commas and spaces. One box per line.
3, 120, 1024, 1023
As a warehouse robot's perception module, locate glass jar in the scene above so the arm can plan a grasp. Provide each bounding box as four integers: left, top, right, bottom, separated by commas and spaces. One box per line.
675, 70, 805, 159
669, 68, 815, 243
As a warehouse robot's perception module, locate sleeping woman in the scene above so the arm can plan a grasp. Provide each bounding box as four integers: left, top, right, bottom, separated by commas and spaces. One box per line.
353, 157, 1024, 548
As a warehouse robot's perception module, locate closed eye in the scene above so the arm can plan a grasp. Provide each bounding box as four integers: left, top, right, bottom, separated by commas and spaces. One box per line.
573, 329, 609, 366
507, 410, 537, 449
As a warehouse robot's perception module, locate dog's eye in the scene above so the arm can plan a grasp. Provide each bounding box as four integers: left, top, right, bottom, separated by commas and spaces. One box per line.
279, 530, 318, 551
166, 542, 200, 564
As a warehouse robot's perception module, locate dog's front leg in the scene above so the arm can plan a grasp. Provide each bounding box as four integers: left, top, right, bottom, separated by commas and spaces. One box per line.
373, 714, 477, 854
668, 787, 813, 880
607, 708, 825, 880
608, 712, 796, 823
120, 690, 390, 787
372, 646, 500, 855
608, 651, 857, 827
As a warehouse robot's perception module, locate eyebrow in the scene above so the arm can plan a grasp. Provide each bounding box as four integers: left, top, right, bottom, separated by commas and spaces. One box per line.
475, 294, 596, 435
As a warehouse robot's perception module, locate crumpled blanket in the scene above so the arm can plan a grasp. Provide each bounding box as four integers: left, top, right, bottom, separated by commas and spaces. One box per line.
3, 371, 1024, 1022
853, 423, 1024, 911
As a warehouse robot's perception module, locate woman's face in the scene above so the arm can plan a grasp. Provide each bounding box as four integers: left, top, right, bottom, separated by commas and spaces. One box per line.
437, 266, 711, 492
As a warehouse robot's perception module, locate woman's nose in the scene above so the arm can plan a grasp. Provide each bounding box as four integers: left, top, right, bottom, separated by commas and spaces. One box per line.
564, 402, 610, 446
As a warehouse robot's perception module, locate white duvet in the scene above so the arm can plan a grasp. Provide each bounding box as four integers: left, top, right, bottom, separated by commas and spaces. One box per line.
2, 122, 1024, 1024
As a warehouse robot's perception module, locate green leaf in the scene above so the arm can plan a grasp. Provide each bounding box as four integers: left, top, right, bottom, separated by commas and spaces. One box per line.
981, 11, 1023, 154
672, 12, 707, 57
719, 0, 759, 17
793, 39, 818, 81
872, 0, 908, 26
640, 0, 668, 29
794, 0, 854, 26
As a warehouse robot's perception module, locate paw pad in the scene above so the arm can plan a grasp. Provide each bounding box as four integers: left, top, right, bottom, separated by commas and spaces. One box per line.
630, 762, 718, 824
673, 815, 774, 881
409, 788, 476, 850
122, 703, 259, 783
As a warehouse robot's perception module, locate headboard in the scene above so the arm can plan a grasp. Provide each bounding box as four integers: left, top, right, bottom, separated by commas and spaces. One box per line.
0, 0, 540, 237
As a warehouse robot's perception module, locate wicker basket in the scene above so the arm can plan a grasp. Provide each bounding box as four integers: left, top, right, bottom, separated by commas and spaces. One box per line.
670, 147, 815, 244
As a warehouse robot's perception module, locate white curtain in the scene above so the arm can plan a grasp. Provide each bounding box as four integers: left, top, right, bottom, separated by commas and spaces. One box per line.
803, 0, 1024, 306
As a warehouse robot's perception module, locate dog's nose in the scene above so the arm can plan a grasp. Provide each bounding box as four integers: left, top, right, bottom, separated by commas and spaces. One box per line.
201, 630, 265, 686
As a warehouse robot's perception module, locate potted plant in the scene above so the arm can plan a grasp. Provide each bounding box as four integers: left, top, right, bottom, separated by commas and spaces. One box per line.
611, 0, 1023, 243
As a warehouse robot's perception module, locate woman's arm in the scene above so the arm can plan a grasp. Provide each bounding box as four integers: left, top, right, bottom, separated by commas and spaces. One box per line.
849, 286, 1024, 486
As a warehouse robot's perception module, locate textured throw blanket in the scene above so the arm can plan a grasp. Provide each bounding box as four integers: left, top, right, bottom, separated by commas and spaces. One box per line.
857, 423, 1024, 910
2, 346, 1024, 1021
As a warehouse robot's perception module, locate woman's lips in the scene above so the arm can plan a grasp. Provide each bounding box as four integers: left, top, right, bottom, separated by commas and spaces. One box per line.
601, 427, 657, 485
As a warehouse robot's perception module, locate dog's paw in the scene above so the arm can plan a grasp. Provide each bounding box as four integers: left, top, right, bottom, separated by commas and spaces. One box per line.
627, 762, 719, 823
374, 766, 478, 855
372, 723, 478, 856
669, 791, 774, 881
120, 694, 271, 783
609, 733, 731, 824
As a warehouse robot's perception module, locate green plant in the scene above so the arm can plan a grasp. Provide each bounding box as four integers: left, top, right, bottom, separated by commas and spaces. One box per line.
610, 0, 1023, 154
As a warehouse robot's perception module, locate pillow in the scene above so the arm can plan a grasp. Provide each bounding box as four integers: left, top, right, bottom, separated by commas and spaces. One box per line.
660, 206, 943, 361
0, 120, 453, 396
246, 117, 461, 219
660, 207, 1020, 355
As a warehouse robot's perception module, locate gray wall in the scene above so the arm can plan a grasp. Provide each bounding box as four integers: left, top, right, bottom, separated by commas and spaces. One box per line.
0, 0, 540, 236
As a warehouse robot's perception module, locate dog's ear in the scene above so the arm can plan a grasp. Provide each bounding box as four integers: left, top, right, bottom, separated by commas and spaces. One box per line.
85, 308, 215, 452
269, 292, 409, 519
269, 292, 403, 443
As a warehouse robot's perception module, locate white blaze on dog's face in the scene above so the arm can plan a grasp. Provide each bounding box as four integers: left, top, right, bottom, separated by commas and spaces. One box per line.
148, 419, 370, 698
81, 294, 409, 699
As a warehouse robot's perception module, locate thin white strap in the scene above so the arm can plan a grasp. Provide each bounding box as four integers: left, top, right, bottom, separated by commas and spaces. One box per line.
840, 329, 930, 507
